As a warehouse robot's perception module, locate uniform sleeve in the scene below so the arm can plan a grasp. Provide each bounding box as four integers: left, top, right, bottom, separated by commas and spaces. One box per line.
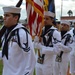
41, 44, 61, 55
0, 51, 2, 60
19, 29, 36, 75
24, 34, 36, 75
61, 44, 72, 53
61, 38, 73, 53
41, 30, 62, 55
70, 42, 75, 56
53, 30, 61, 45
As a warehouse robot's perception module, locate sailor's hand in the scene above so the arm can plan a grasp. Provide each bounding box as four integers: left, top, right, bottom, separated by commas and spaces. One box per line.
53, 46, 62, 54
54, 43, 64, 54
55, 43, 62, 49
36, 43, 42, 50
34, 36, 39, 43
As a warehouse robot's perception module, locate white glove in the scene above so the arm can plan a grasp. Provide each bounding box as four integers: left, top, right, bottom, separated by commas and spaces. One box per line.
54, 43, 63, 50
34, 42, 38, 49
58, 43, 72, 52
34, 36, 39, 43
54, 45, 62, 54
35, 43, 42, 50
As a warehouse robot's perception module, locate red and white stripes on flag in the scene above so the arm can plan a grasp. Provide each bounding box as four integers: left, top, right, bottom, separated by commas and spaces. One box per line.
26, 0, 44, 36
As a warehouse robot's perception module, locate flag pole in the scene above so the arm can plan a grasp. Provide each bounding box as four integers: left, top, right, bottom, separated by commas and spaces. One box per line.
61, 0, 63, 17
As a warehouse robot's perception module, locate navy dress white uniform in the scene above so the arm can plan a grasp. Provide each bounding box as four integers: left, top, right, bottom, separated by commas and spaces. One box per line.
34, 11, 62, 75
69, 27, 75, 75
54, 20, 73, 75
0, 6, 36, 75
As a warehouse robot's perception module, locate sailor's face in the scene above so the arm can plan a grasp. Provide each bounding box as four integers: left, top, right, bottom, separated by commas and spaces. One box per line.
61, 24, 70, 31
44, 16, 53, 26
3, 12, 17, 27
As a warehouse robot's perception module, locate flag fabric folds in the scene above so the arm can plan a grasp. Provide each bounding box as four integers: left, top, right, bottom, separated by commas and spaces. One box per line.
44, 0, 56, 25
44, 0, 55, 14
26, 0, 44, 36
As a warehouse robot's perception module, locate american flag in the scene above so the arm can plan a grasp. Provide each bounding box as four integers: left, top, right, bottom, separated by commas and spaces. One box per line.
26, 0, 44, 36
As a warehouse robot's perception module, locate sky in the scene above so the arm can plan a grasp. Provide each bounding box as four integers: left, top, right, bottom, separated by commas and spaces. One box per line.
0, 0, 75, 20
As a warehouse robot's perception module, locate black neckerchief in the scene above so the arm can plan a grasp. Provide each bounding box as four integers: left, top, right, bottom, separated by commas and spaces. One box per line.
2, 24, 17, 60
41, 25, 54, 46
44, 25, 52, 32
6, 24, 17, 34
41, 25, 52, 37
73, 28, 75, 36
61, 31, 67, 37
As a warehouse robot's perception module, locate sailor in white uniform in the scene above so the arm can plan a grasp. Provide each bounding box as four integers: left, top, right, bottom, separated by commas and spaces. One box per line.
69, 22, 75, 75
0, 6, 36, 75
34, 11, 62, 75
54, 20, 73, 75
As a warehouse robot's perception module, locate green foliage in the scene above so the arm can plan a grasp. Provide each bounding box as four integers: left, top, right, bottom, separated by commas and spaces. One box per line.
0, 60, 3, 75
0, 16, 3, 19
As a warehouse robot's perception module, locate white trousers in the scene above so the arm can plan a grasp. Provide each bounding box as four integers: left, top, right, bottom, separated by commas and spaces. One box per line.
54, 61, 68, 75
36, 63, 54, 75
70, 55, 75, 74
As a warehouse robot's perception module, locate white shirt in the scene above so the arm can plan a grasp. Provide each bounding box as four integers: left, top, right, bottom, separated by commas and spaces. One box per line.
0, 23, 36, 75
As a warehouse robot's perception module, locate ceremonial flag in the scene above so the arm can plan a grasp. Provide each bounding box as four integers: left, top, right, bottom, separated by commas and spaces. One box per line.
26, 0, 44, 36
44, 0, 56, 25
44, 0, 55, 13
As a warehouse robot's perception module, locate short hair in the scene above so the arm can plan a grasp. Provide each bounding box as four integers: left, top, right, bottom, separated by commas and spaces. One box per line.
11, 13, 20, 22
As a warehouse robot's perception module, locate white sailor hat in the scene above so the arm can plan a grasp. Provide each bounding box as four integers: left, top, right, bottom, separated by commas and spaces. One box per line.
3, 6, 21, 14
61, 20, 70, 26
44, 11, 55, 18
